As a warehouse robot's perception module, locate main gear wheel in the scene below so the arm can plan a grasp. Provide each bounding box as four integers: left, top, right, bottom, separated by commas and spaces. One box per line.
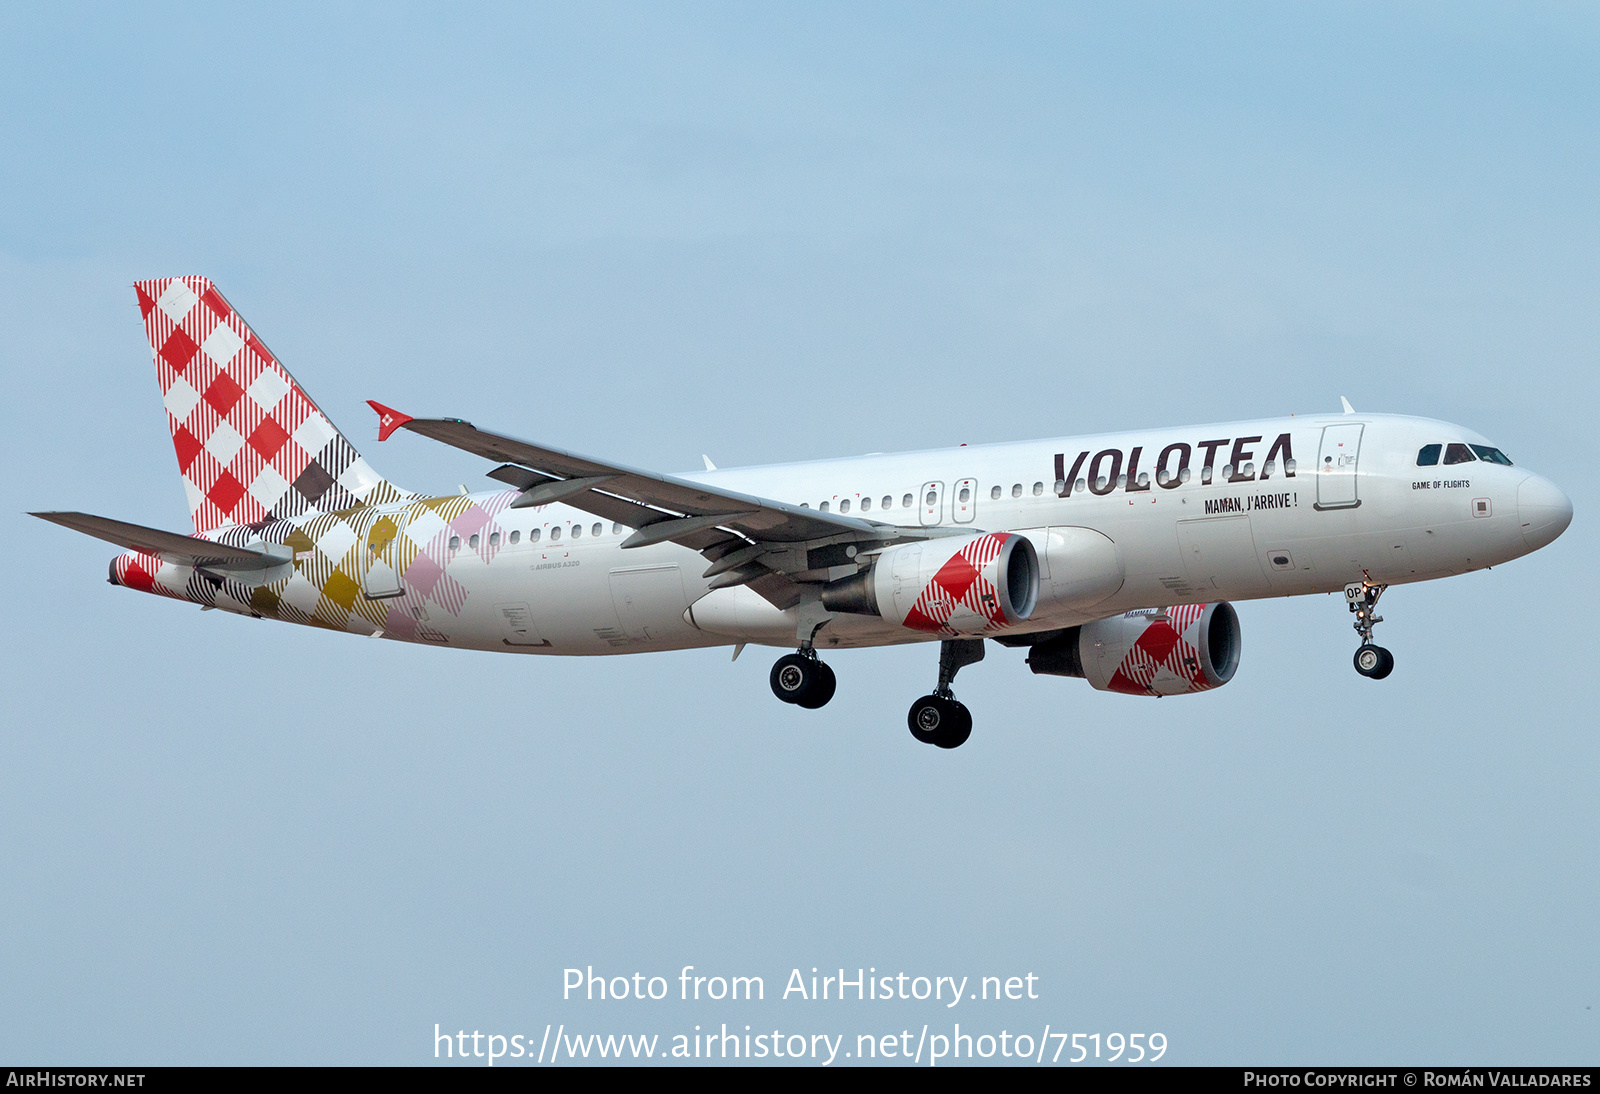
769, 652, 836, 708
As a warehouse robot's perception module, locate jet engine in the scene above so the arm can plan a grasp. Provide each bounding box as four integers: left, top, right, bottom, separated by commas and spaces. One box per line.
822, 531, 1038, 636
1025, 602, 1240, 695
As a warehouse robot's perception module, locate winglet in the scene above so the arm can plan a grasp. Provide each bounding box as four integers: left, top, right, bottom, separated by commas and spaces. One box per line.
367, 401, 414, 442
1340, 396, 1356, 414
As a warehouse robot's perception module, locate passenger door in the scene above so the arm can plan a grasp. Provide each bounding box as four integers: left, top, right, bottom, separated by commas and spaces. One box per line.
362, 511, 408, 599
1316, 424, 1364, 509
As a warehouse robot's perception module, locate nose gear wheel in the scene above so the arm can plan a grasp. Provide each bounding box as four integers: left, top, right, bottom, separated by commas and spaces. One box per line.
1354, 643, 1394, 679
1345, 576, 1395, 680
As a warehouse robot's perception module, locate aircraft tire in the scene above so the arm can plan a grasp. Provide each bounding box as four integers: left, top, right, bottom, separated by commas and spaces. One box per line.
934, 701, 973, 749
1354, 644, 1395, 680
795, 661, 837, 709
770, 654, 817, 703
909, 694, 966, 746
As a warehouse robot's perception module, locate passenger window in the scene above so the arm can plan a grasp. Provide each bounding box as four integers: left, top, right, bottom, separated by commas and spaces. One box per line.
924, 490, 936, 506
1075, 477, 1087, 492
819, 501, 830, 512
902, 493, 913, 508
860, 496, 871, 511
1470, 444, 1513, 466
957, 487, 970, 503
1443, 443, 1476, 465
1032, 482, 1043, 496
1053, 479, 1065, 495
530, 528, 541, 543
799, 502, 810, 508
489, 532, 500, 547
592, 522, 602, 536
509, 530, 520, 545
882, 496, 893, 510
1011, 483, 1022, 498
1416, 444, 1442, 466
840, 499, 851, 513
449, 535, 460, 551
469, 534, 480, 549
570, 524, 581, 538
991, 485, 1002, 500
550, 527, 561, 541
612, 523, 624, 534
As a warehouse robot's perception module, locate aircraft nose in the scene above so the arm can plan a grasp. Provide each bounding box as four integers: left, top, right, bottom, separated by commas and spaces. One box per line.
1518, 473, 1573, 551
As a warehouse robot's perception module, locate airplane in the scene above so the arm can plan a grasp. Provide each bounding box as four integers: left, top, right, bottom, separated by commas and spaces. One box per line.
33, 277, 1574, 749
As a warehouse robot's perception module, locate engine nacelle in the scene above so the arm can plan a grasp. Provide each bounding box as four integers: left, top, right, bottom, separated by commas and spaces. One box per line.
823, 532, 1038, 636
1027, 602, 1240, 695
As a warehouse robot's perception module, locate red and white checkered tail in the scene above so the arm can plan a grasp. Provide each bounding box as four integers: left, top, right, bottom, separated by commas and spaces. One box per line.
134, 277, 411, 534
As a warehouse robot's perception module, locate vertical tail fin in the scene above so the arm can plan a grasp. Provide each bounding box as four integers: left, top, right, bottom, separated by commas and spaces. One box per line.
134, 276, 411, 533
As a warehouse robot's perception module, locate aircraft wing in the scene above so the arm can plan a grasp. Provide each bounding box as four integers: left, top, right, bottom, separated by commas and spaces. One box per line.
31, 511, 293, 572
371, 403, 957, 606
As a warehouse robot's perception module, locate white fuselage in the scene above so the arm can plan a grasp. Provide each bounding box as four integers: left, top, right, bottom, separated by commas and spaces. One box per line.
354, 412, 1563, 656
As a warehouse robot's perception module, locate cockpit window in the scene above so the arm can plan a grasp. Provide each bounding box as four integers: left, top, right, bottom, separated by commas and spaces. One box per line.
1469, 444, 1513, 466
1416, 444, 1441, 466
1443, 443, 1476, 465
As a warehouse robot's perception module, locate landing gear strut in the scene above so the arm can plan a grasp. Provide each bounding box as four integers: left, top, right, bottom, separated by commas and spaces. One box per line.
1345, 576, 1395, 680
908, 639, 982, 749
770, 649, 836, 708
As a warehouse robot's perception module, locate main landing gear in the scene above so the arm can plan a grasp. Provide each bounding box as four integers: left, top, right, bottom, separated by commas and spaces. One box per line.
767, 636, 984, 749
769, 650, 837, 709
907, 639, 983, 750
1345, 576, 1395, 680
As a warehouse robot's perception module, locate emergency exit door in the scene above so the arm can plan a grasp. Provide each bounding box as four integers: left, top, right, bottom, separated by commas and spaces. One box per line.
952, 478, 977, 523
920, 481, 944, 526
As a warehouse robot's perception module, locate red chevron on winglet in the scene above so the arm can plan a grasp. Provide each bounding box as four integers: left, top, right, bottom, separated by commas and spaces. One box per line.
368, 401, 413, 442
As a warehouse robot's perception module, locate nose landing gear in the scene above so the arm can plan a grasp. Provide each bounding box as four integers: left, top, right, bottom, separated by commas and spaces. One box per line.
1346, 576, 1395, 680
770, 650, 837, 708
907, 639, 983, 749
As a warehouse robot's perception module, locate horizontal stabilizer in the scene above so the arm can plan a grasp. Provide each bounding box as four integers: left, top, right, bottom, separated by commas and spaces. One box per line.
31, 511, 292, 573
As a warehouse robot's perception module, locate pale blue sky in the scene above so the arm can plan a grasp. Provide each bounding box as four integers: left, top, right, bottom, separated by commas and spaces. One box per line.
1, 3, 1595, 1064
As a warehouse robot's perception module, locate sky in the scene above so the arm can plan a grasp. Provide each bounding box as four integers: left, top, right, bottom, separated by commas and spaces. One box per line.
1, 2, 1595, 1065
